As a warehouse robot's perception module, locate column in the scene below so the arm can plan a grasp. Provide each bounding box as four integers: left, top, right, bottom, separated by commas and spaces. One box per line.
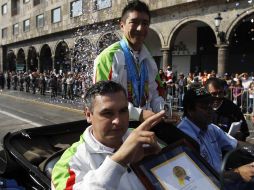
0, 46, 3, 72
52, 55, 55, 72
161, 48, 171, 71
37, 55, 41, 73
70, 57, 73, 72
215, 44, 229, 77
25, 55, 28, 72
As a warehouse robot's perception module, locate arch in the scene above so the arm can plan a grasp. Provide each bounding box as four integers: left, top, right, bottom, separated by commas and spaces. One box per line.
54, 40, 70, 73
144, 28, 163, 68
226, 7, 254, 41
167, 18, 217, 74
225, 8, 254, 73
7, 50, 16, 72
96, 32, 120, 53
17, 48, 26, 72
149, 25, 166, 47
27, 46, 38, 72
167, 18, 216, 49
39, 44, 53, 73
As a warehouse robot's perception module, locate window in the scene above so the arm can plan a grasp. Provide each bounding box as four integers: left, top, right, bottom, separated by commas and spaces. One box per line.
2, 4, 7, 15
33, 0, 40, 6
13, 23, 19, 35
2, 28, 7, 38
23, 19, 30, 32
52, 7, 61, 23
24, 0, 30, 3
36, 14, 44, 28
70, 0, 83, 17
94, 0, 111, 10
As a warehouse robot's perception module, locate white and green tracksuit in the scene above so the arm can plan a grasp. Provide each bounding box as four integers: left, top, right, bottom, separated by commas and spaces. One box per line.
51, 126, 145, 190
93, 39, 164, 121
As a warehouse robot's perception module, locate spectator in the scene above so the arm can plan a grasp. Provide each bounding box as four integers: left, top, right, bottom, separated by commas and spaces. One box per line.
233, 79, 243, 108
205, 77, 249, 141
24, 72, 31, 92
66, 72, 74, 100
156, 69, 166, 98
0, 72, 5, 91
49, 74, 57, 98
248, 82, 254, 113
6, 72, 11, 90
175, 73, 187, 109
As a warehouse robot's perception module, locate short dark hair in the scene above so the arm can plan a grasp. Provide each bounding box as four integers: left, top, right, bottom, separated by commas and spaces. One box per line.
84, 80, 127, 111
205, 77, 225, 91
183, 88, 212, 117
121, 0, 150, 22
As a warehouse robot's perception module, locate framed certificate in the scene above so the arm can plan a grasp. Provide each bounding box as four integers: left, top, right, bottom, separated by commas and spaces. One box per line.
131, 139, 220, 190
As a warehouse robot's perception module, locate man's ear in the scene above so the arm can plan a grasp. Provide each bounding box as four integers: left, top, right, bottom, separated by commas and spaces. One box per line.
120, 20, 125, 30
84, 107, 92, 123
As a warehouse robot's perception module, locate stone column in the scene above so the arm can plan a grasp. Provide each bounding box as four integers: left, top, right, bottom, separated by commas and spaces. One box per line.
0, 46, 3, 72
37, 54, 41, 73
161, 48, 171, 71
52, 55, 55, 72
25, 55, 28, 72
215, 43, 229, 77
70, 57, 73, 72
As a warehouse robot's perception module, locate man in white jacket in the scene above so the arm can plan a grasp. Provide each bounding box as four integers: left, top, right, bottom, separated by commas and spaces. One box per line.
51, 80, 164, 190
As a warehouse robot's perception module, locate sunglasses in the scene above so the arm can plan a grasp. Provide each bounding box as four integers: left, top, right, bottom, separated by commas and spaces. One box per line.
210, 91, 224, 97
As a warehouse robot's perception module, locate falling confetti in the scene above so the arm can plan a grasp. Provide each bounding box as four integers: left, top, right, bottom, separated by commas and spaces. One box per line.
70, 5, 121, 94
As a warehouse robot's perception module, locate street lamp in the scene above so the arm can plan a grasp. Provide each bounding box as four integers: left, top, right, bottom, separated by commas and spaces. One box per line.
214, 13, 226, 43
214, 13, 222, 32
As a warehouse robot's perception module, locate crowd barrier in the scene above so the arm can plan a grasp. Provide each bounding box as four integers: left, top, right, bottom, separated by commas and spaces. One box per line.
164, 86, 254, 114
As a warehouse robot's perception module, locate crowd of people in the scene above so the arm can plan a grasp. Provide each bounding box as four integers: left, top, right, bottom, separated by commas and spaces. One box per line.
0, 70, 93, 100
1, 69, 254, 113
156, 67, 254, 113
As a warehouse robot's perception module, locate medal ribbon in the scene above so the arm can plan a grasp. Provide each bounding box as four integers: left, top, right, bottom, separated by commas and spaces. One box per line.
120, 39, 148, 107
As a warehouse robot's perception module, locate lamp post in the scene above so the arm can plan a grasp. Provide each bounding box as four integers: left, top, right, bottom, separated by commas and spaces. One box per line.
214, 13, 225, 44
214, 13, 222, 32
214, 13, 228, 77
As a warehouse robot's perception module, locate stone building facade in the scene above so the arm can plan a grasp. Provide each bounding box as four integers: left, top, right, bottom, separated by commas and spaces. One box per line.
0, 0, 254, 76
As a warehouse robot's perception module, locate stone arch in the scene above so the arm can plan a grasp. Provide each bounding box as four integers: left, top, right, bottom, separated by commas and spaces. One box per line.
27, 46, 38, 72
226, 7, 254, 41
7, 50, 16, 72
144, 27, 163, 68
167, 18, 217, 74
149, 25, 166, 47
167, 18, 215, 49
17, 48, 26, 72
225, 8, 254, 73
96, 32, 121, 53
54, 40, 70, 73
39, 44, 53, 73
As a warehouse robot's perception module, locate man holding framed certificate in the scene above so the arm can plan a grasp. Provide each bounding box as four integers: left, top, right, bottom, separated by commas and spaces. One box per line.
177, 87, 254, 187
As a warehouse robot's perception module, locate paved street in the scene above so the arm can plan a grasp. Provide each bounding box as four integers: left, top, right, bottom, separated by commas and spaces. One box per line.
0, 90, 84, 151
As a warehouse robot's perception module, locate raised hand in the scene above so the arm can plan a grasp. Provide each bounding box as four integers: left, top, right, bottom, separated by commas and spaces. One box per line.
111, 110, 165, 167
